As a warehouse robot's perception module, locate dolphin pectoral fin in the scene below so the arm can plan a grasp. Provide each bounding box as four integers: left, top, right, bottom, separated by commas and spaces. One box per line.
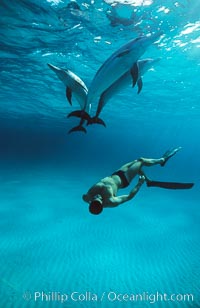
68, 125, 87, 134
117, 49, 130, 58
130, 62, 139, 87
87, 117, 106, 127
66, 87, 72, 105
67, 110, 91, 121
137, 77, 143, 94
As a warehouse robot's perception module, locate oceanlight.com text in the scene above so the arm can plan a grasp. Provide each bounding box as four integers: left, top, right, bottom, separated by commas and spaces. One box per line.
23, 290, 194, 304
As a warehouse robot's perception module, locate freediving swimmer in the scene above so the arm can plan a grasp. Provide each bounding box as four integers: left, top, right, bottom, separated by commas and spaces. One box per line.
82, 147, 193, 215
68, 31, 163, 127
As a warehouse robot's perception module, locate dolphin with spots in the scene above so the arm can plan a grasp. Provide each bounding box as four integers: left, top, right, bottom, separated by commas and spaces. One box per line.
87, 58, 161, 126
48, 57, 160, 132
47, 63, 90, 133
68, 31, 162, 124
47, 63, 88, 109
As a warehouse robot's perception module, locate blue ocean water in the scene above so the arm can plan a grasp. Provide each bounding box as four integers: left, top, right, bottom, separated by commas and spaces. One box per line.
0, 0, 200, 307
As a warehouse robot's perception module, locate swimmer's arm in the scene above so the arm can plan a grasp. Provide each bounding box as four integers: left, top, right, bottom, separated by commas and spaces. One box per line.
108, 176, 145, 207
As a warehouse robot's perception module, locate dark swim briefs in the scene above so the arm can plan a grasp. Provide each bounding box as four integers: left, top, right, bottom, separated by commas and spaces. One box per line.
112, 170, 130, 188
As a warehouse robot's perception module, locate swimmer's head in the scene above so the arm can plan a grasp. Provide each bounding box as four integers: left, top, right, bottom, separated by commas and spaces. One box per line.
89, 195, 103, 215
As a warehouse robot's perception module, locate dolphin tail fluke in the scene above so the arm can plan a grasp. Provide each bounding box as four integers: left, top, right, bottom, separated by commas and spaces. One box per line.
67, 110, 91, 121
87, 117, 106, 127
68, 125, 87, 134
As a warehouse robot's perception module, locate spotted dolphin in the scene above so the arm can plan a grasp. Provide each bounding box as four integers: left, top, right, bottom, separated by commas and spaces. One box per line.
48, 58, 160, 132
88, 58, 161, 126
68, 31, 162, 123
47, 63, 90, 133
87, 32, 162, 105
47, 63, 88, 109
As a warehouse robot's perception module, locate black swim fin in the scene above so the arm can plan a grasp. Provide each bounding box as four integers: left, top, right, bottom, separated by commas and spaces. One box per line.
146, 180, 194, 190
67, 110, 91, 121
68, 125, 87, 134
87, 116, 106, 127
161, 147, 182, 167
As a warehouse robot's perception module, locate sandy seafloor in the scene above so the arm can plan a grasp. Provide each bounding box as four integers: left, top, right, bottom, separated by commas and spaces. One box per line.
0, 120, 199, 307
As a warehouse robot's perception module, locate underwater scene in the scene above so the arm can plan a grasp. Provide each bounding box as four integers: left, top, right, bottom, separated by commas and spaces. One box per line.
0, 0, 200, 307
